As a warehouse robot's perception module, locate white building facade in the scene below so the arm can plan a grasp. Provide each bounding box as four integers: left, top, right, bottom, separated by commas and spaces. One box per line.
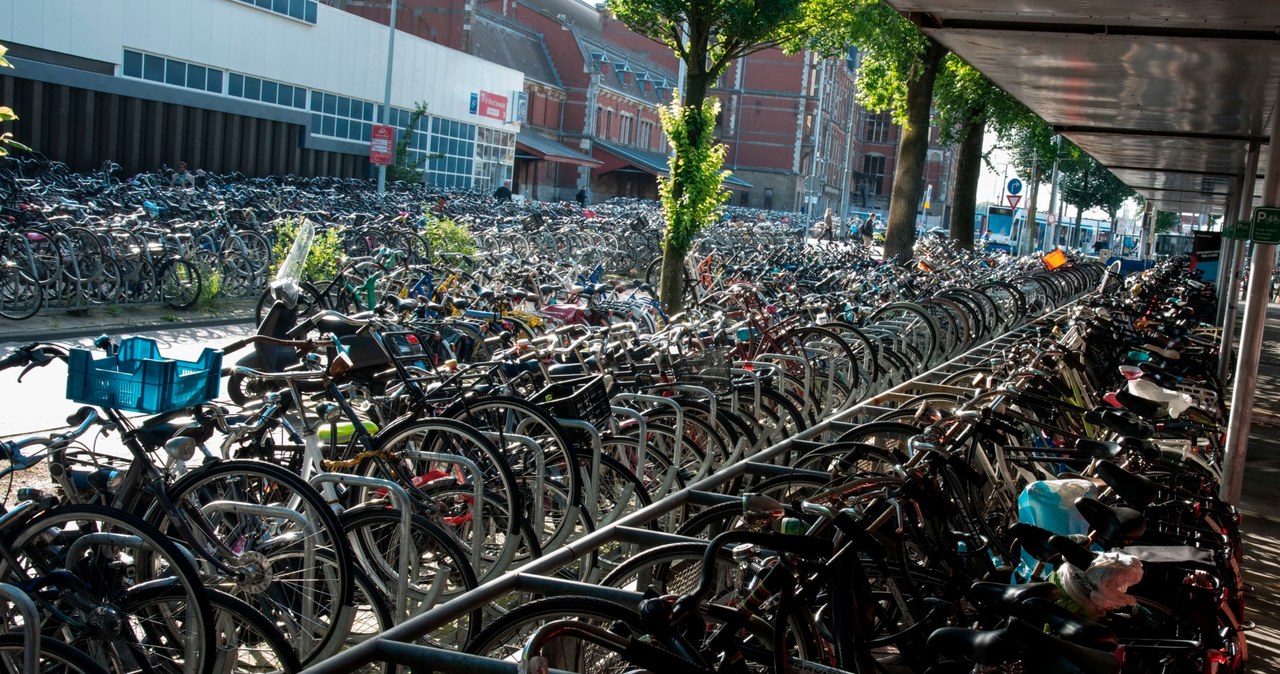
0, 0, 524, 187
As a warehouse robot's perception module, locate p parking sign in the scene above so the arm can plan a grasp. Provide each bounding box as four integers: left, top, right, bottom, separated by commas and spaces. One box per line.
1252, 207, 1280, 244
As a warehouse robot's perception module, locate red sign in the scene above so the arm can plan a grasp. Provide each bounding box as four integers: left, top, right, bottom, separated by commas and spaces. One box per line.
1006, 194, 1022, 209
477, 91, 508, 121
1047, 212, 1057, 227
369, 124, 395, 165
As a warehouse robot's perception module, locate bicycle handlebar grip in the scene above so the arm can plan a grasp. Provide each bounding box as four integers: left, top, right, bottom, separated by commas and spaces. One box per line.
0, 348, 32, 371
65, 406, 94, 428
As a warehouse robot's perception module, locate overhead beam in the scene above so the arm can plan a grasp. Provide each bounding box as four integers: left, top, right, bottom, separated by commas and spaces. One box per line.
1138, 186, 1231, 195
1056, 125, 1268, 143
1109, 165, 1241, 178
907, 14, 1280, 43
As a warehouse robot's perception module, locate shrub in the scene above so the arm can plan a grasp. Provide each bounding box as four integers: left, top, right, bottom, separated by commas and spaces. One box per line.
270, 217, 343, 282
420, 215, 475, 261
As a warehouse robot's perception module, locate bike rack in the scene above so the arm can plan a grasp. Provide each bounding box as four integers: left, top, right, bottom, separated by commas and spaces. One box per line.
0, 583, 40, 674
310, 473, 415, 622
201, 500, 321, 655
302, 292, 1094, 674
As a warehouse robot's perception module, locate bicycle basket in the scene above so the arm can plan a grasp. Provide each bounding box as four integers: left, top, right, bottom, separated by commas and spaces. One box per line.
671, 347, 734, 393
67, 337, 221, 414
533, 374, 610, 428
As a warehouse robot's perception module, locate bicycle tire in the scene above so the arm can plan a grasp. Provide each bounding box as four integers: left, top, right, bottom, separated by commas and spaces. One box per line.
159, 257, 202, 309
0, 502, 216, 674
463, 595, 644, 671
0, 633, 111, 674
339, 504, 481, 650
151, 458, 354, 666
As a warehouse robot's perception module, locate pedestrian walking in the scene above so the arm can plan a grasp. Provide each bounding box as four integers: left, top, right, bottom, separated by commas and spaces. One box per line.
575, 187, 588, 207
860, 213, 877, 247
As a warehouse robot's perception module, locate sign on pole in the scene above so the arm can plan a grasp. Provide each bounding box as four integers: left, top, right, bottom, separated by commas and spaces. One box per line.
1006, 194, 1022, 210
369, 124, 395, 166
1253, 207, 1280, 244
1007, 178, 1023, 196
1047, 213, 1057, 227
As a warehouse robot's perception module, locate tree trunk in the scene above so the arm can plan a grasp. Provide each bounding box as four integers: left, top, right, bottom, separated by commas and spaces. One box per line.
949, 105, 986, 251
1071, 206, 1084, 248
883, 39, 947, 263
658, 69, 713, 315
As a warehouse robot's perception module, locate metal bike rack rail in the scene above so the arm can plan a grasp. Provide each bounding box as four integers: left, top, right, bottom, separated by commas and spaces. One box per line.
302, 292, 1091, 674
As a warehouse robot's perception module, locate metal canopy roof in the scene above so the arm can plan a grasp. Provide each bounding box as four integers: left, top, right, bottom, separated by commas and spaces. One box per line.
884, 0, 1280, 214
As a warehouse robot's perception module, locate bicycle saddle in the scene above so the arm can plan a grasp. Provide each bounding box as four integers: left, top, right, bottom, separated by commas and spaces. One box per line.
1074, 497, 1146, 548
1007, 618, 1120, 674
1009, 522, 1062, 565
1094, 460, 1157, 510
1084, 408, 1153, 440
1074, 438, 1122, 460
1107, 387, 1166, 419
384, 295, 418, 313
927, 626, 1022, 666
1013, 597, 1118, 651
968, 581, 1059, 611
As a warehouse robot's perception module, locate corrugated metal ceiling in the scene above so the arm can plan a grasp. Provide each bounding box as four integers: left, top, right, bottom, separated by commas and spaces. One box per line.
882, 0, 1280, 213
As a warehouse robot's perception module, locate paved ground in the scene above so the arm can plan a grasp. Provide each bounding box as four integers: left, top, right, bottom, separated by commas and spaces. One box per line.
1232, 304, 1280, 672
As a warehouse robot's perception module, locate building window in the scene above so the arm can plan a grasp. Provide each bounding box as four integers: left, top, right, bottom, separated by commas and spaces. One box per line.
428, 117, 477, 189
387, 106, 431, 170
863, 154, 886, 195
862, 111, 890, 144
619, 114, 633, 145
604, 109, 614, 140
122, 49, 223, 94
234, 0, 318, 24
473, 125, 516, 192
638, 120, 653, 149
228, 73, 307, 109
309, 90, 376, 142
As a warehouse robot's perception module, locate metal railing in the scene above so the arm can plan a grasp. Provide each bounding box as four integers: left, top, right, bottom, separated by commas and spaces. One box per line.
303, 296, 1090, 674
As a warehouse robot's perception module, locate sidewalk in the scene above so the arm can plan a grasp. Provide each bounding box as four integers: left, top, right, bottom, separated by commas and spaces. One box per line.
0, 300, 257, 345
1229, 303, 1280, 672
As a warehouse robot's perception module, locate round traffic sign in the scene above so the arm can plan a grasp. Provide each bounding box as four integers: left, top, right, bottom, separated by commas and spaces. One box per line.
1007, 178, 1023, 195
1047, 213, 1057, 227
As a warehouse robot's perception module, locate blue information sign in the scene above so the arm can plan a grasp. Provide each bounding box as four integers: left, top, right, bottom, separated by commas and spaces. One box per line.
1007, 178, 1023, 195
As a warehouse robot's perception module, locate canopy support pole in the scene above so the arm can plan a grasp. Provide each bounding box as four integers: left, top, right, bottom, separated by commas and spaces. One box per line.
1221, 124, 1278, 503
1218, 143, 1261, 385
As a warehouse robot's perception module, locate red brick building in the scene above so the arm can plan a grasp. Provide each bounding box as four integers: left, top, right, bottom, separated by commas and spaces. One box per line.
325, 0, 956, 219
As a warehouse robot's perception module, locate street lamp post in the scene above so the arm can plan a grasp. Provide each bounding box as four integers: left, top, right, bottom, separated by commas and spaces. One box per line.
377, 0, 400, 195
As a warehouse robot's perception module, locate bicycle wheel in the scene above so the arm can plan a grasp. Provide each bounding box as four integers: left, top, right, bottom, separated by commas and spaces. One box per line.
463, 595, 643, 672
339, 505, 480, 650
442, 395, 585, 553
158, 258, 202, 309
121, 584, 303, 674
599, 543, 823, 668
367, 417, 524, 584
833, 421, 922, 456
0, 503, 215, 674
0, 633, 111, 674
151, 459, 354, 666
0, 255, 43, 320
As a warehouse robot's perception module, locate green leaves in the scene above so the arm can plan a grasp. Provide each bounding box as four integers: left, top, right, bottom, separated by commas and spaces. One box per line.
657, 93, 730, 253
389, 101, 432, 184
0, 43, 24, 158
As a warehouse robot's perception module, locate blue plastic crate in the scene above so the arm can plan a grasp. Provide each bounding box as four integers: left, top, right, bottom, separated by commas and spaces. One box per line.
66, 337, 222, 414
